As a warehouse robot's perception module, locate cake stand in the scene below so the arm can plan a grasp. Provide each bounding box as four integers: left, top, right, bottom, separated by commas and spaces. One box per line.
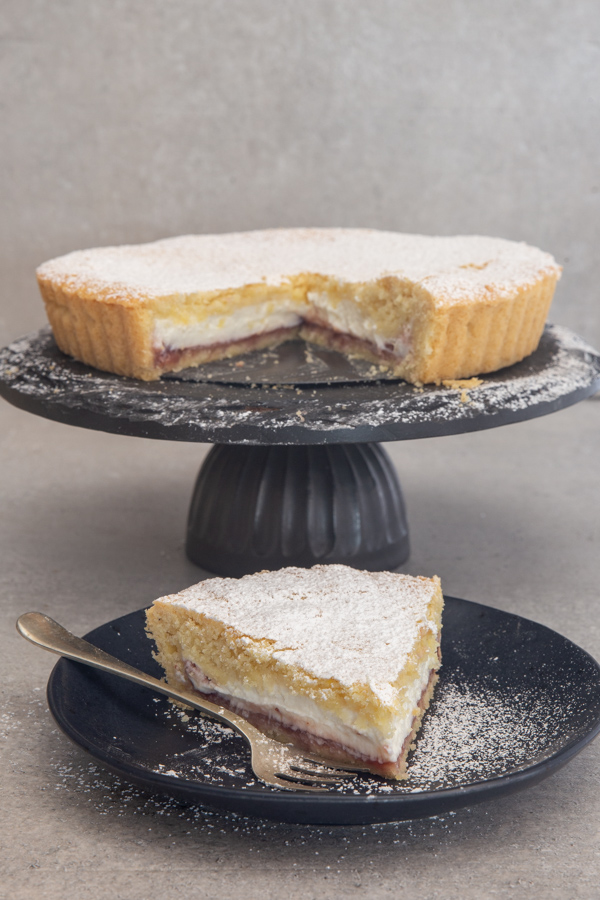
1, 324, 599, 576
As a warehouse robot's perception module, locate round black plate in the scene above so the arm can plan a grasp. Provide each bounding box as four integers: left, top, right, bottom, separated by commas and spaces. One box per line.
46, 597, 600, 825
1, 325, 599, 444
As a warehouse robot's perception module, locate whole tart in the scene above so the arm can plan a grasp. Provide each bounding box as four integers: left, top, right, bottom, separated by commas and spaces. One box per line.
145, 564, 444, 780
37, 229, 561, 384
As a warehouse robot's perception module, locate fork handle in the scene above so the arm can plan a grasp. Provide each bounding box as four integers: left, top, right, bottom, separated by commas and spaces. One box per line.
16, 611, 260, 745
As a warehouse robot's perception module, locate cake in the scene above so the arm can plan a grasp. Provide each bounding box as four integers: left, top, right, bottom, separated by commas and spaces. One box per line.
145, 564, 444, 779
36, 229, 561, 385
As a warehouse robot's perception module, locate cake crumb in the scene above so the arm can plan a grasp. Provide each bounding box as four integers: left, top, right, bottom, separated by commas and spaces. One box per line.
441, 377, 484, 390
441, 377, 484, 404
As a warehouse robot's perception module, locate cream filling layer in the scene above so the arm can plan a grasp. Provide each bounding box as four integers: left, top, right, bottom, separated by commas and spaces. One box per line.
305, 292, 412, 357
153, 298, 306, 351
152, 295, 412, 358
183, 656, 435, 763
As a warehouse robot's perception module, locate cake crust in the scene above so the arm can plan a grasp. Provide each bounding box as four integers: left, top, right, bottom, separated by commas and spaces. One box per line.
37, 229, 561, 384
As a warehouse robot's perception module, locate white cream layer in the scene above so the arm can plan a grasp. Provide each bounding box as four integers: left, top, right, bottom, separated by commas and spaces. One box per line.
153, 298, 305, 351
183, 656, 435, 763
152, 294, 412, 358
306, 291, 412, 357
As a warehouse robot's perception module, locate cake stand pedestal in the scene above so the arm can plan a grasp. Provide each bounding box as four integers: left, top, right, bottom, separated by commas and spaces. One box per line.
1, 325, 599, 576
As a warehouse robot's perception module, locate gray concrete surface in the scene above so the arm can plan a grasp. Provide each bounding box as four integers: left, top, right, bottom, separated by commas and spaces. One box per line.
1, 397, 599, 899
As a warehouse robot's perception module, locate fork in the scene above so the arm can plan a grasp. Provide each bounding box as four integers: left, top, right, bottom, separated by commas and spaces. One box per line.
17, 612, 370, 792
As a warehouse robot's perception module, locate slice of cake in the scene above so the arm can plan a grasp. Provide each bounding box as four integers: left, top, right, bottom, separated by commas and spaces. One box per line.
37, 228, 561, 385
145, 564, 444, 779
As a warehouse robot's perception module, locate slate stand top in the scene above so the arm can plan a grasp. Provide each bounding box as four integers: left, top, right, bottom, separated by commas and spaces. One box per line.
0, 324, 598, 445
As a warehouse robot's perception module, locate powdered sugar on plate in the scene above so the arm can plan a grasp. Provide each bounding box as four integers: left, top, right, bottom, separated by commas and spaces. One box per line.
143, 667, 583, 796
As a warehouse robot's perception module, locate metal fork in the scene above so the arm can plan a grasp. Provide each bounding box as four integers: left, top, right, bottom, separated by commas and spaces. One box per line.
17, 612, 370, 792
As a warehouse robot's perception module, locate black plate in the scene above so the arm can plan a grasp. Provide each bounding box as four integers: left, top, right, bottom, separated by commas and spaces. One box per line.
46, 597, 600, 825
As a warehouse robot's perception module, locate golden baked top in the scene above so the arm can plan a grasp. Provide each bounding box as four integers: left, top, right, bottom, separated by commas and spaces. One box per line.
149, 564, 442, 703
37, 228, 560, 308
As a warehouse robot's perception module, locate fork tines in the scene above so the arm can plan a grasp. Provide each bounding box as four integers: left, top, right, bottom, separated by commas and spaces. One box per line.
276, 756, 370, 787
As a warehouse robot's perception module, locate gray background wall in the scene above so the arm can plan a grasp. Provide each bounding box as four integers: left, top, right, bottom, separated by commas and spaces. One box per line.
2, 0, 599, 350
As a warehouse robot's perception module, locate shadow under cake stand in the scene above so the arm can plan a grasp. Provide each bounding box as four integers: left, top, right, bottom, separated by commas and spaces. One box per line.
1, 324, 599, 577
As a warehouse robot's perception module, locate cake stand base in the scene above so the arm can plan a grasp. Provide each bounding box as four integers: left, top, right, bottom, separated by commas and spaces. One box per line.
186, 443, 409, 576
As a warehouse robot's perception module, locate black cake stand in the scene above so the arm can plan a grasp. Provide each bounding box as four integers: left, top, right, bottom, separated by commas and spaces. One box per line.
1, 324, 599, 576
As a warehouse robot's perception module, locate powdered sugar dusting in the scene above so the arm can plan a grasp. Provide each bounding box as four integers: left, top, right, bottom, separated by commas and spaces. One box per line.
36, 229, 560, 306
404, 682, 572, 789
156, 565, 440, 703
